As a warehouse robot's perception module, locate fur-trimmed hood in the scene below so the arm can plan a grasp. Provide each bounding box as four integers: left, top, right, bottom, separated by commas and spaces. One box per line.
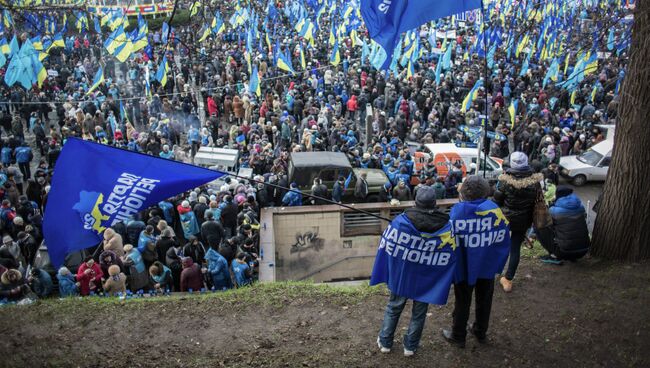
498, 173, 544, 189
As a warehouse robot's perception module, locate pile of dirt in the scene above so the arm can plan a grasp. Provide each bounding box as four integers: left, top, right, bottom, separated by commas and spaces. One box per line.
0, 258, 649, 367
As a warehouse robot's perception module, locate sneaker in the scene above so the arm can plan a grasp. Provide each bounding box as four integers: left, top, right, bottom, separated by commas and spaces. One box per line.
540, 255, 563, 265
403, 348, 415, 357
500, 277, 513, 293
377, 337, 390, 353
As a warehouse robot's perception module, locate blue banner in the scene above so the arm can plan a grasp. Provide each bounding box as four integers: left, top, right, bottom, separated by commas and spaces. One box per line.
370, 214, 457, 305
43, 138, 225, 267
450, 199, 511, 285
360, 0, 481, 69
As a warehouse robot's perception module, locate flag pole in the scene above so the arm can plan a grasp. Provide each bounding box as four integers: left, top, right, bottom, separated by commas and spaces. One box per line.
481, 0, 489, 179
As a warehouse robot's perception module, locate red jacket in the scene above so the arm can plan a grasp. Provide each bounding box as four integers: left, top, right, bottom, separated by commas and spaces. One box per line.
207, 97, 218, 116
347, 96, 358, 112
76, 263, 103, 296
180, 258, 203, 291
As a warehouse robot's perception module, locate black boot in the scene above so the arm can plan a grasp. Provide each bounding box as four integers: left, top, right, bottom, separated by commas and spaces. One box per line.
442, 329, 465, 348
468, 325, 487, 344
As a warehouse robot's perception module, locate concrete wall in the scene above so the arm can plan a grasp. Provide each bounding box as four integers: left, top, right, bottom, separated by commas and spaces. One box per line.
259, 200, 457, 283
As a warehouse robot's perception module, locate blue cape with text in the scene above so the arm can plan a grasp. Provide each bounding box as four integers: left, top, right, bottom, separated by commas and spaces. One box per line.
43, 138, 225, 268
370, 214, 458, 305
450, 199, 511, 285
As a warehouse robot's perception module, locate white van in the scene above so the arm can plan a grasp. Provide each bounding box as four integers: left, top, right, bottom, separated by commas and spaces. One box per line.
418, 143, 504, 182
559, 138, 613, 186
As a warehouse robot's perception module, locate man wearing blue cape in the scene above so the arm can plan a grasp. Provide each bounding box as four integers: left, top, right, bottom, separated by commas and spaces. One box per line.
442, 176, 511, 347
371, 186, 453, 356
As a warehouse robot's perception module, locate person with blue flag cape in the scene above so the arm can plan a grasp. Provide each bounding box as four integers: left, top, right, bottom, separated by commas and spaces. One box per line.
42, 138, 226, 268
178, 200, 200, 239
442, 176, 510, 347
371, 186, 454, 356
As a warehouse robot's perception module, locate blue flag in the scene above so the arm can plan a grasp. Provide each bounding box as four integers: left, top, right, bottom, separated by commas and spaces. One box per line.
450, 199, 511, 285
370, 214, 458, 304
43, 138, 226, 267
360, 0, 480, 69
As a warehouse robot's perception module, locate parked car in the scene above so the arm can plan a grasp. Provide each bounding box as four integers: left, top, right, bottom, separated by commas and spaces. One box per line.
288, 152, 389, 202
560, 139, 613, 186
411, 143, 504, 184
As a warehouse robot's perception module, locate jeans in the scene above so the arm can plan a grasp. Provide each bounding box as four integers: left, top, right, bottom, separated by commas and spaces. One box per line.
505, 230, 526, 280
451, 279, 495, 340
378, 293, 429, 351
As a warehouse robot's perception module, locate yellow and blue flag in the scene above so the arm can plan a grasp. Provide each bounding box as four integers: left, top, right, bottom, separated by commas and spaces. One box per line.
330, 39, 341, 66
42, 138, 227, 268
86, 67, 104, 95
461, 79, 483, 112
249, 64, 261, 97
156, 56, 169, 87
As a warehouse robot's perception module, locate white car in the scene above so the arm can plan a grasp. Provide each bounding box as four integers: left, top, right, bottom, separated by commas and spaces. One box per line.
560, 139, 613, 186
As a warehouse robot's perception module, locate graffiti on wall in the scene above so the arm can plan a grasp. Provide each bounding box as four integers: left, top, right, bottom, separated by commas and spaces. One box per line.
290, 227, 324, 254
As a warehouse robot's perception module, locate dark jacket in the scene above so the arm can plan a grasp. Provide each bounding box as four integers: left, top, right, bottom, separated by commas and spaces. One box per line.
180, 258, 204, 292
404, 207, 450, 233
201, 219, 225, 248
354, 178, 369, 201
221, 201, 239, 229
494, 170, 543, 232
550, 194, 591, 257
156, 236, 177, 264
183, 241, 206, 265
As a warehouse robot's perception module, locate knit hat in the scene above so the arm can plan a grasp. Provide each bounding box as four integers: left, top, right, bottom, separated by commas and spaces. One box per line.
459, 176, 490, 201
199, 196, 207, 204
509, 151, 529, 170
189, 192, 198, 201
182, 200, 190, 208
415, 186, 437, 209
123, 244, 133, 253
108, 265, 120, 277
555, 185, 573, 199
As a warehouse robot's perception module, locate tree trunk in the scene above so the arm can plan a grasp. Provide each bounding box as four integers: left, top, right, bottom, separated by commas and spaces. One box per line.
591, 3, 650, 261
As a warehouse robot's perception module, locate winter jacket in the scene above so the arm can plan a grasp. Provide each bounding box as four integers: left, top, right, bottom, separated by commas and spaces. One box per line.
102, 228, 124, 257
201, 220, 225, 248
550, 194, 591, 257
282, 190, 302, 206
180, 258, 204, 292
232, 259, 252, 287
404, 207, 450, 233
494, 170, 543, 232
76, 262, 103, 296
57, 270, 78, 297
0, 269, 30, 301
103, 271, 127, 296
30, 268, 53, 297
150, 264, 174, 291
205, 248, 230, 288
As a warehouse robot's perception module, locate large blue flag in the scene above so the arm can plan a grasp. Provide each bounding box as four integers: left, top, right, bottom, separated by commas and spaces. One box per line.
450, 199, 511, 285
370, 214, 458, 304
360, 0, 481, 69
43, 138, 226, 267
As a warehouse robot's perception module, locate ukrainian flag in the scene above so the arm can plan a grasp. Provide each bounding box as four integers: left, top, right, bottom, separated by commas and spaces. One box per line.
508, 99, 518, 128
114, 39, 133, 63
212, 16, 225, 35
299, 44, 306, 70
276, 51, 295, 74
156, 56, 169, 87
48, 33, 65, 52
329, 23, 336, 46
249, 64, 261, 97
198, 24, 211, 43
86, 66, 104, 95
31, 36, 43, 51
583, 52, 598, 76
31, 52, 47, 88
461, 80, 483, 112
330, 39, 341, 66
0, 38, 9, 55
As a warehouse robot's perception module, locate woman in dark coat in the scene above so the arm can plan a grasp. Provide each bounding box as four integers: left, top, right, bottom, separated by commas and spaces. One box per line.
493, 152, 543, 292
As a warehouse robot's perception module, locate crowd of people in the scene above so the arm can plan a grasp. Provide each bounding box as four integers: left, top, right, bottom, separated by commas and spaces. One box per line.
0, 0, 630, 302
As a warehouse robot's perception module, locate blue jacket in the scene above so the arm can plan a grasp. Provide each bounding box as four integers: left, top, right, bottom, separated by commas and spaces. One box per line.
31, 269, 53, 297
232, 259, 252, 287
332, 181, 344, 202
126, 249, 146, 273
282, 190, 302, 206
137, 231, 156, 254
57, 270, 78, 297
550, 194, 585, 217
205, 248, 229, 282
1, 147, 12, 165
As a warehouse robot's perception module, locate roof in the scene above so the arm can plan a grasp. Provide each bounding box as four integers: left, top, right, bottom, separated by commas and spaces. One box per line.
290, 152, 352, 169
424, 143, 461, 155
591, 139, 613, 156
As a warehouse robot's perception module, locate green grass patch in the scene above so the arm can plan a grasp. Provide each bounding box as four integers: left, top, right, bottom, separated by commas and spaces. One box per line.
521, 240, 548, 259
6, 281, 386, 313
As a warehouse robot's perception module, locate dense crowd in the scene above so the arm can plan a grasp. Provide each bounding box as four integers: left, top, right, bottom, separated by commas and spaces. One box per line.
0, 0, 630, 302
